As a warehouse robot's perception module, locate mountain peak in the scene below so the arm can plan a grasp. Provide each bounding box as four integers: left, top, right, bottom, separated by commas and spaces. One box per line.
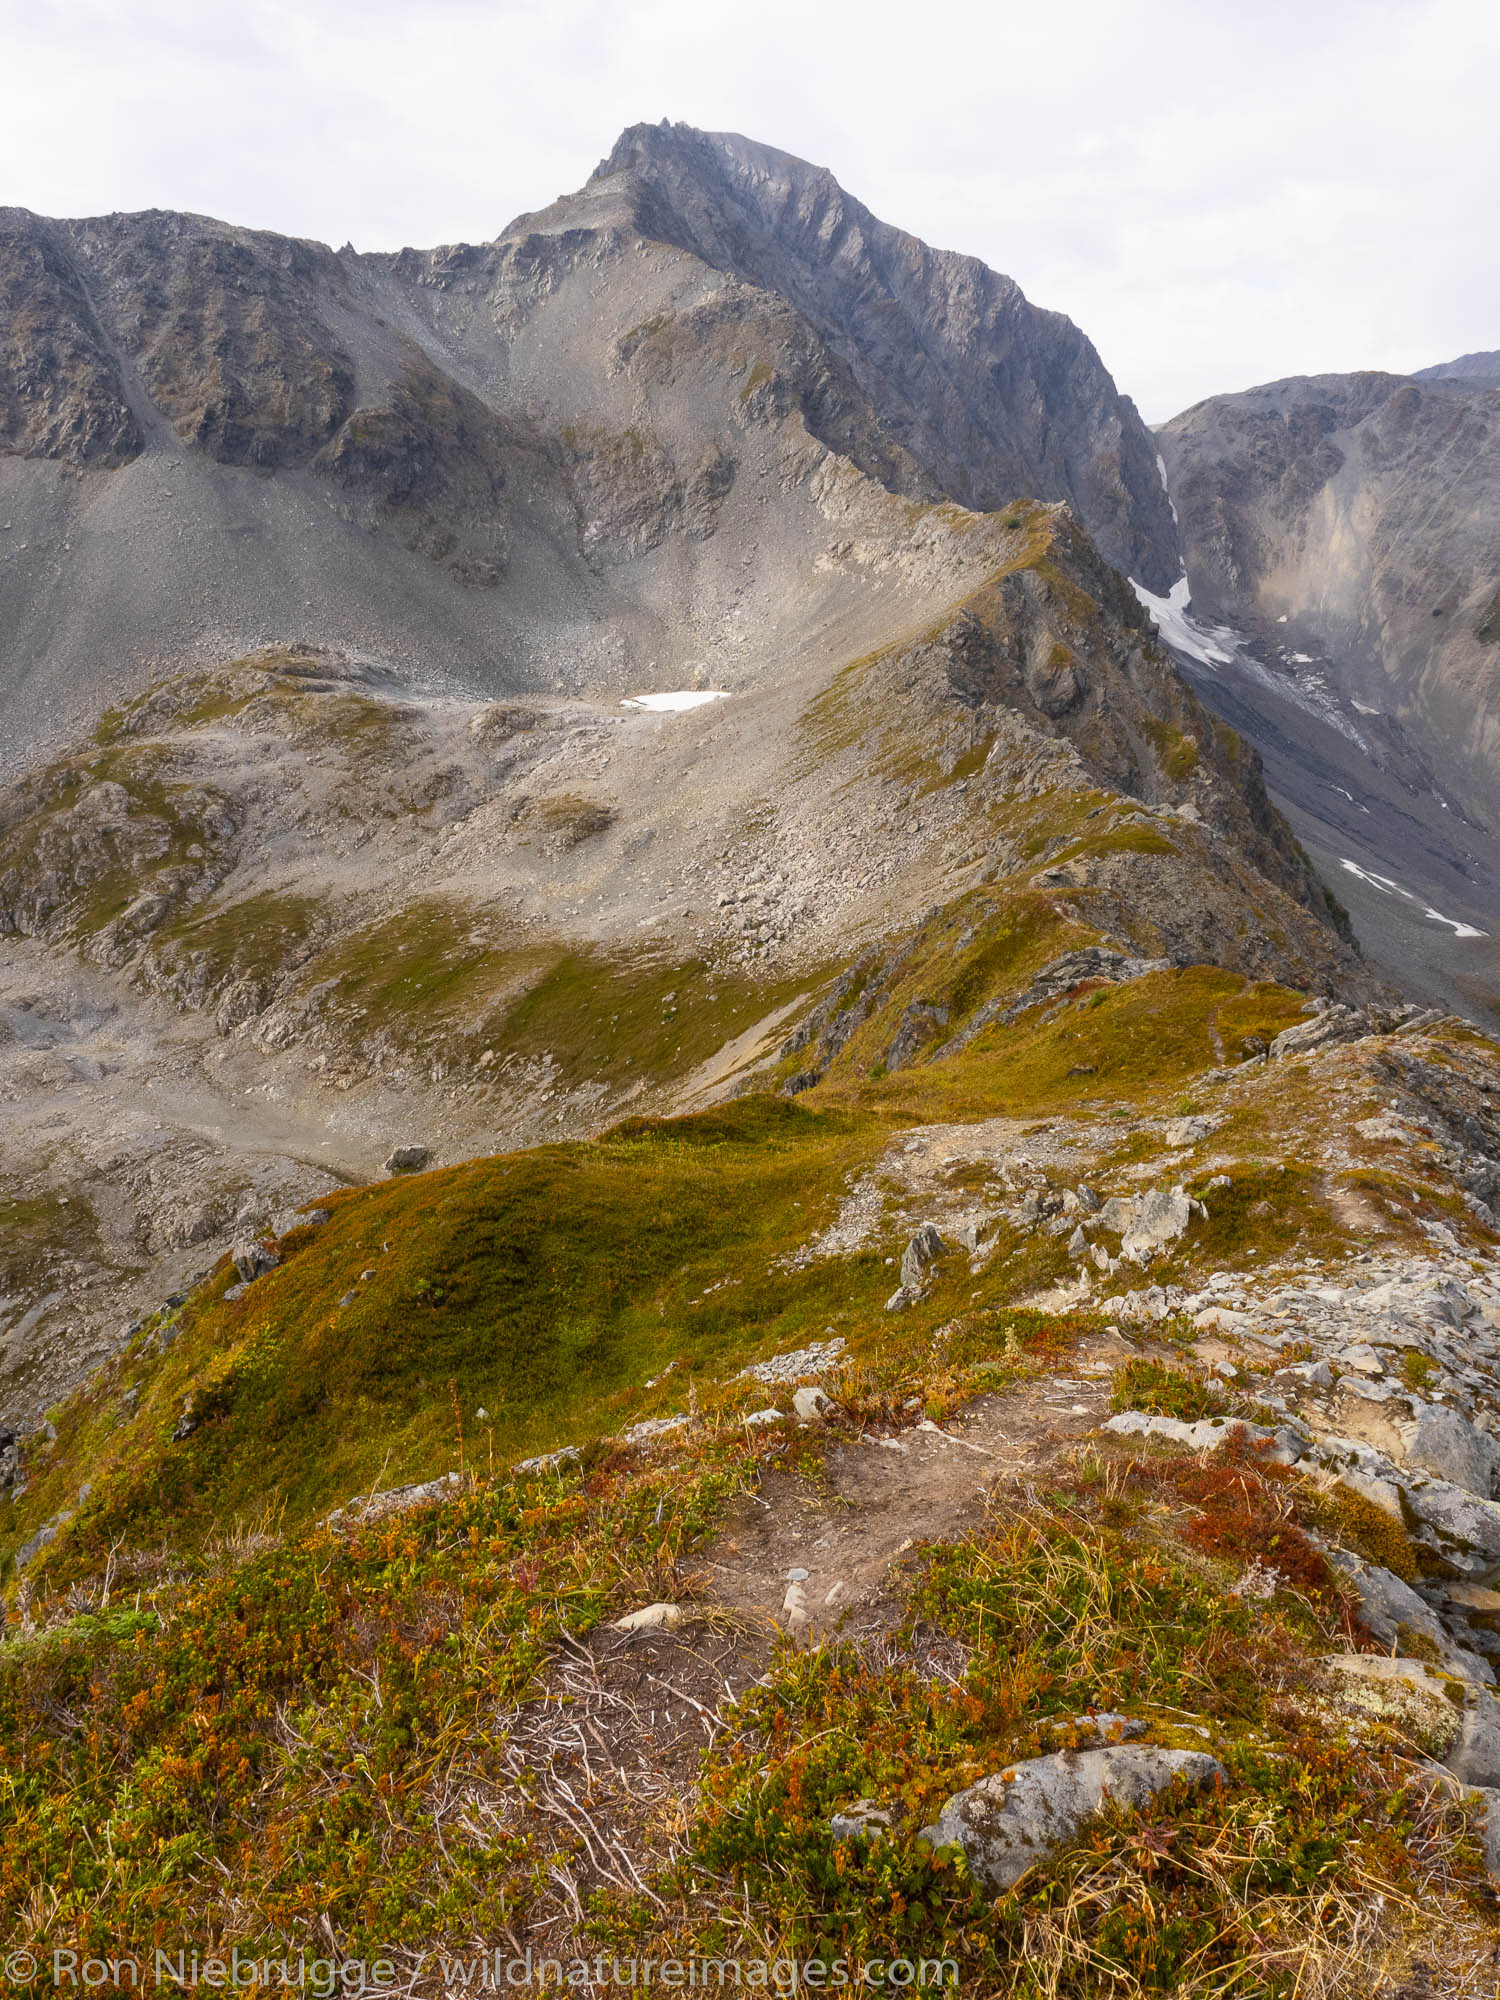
586, 120, 1179, 588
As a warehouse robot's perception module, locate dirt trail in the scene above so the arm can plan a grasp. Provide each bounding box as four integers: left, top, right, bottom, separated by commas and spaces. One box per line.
703, 1332, 1132, 1642
492, 1338, 1132, 1937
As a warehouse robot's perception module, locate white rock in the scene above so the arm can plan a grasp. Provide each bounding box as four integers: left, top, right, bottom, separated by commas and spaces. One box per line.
1105, 1409, 1305, 1462
829, 1799, 891, 1842
621, 1414, 690, 1445
1334, 1343, 1383, 1375
612, 1602, 687, 1633
793, 1384, 834, 1422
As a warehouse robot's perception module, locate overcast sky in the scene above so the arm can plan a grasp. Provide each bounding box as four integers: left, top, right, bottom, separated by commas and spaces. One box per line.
2, 0, 1494, 421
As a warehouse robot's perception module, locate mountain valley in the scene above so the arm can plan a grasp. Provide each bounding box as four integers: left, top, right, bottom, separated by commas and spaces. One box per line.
3, 119, 1500, 1992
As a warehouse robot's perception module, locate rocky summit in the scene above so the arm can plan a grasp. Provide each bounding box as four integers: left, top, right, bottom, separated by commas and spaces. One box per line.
3, 121, 1500, 1995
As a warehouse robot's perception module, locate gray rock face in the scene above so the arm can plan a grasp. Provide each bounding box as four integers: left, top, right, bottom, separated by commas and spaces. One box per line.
1327, 1554, 1446, 1653
900, 1222, 945, 1294
594, 124, 1181, 591
0, 122, 1184, 783
1402, 1402, 1500, 1498
384, 1146, 431, 1175
1158, 369, 1500, 827
920, 1746, 1224, 1891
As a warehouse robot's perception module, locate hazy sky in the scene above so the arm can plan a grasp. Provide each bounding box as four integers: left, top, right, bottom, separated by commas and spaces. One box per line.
2, 0, 1495, 420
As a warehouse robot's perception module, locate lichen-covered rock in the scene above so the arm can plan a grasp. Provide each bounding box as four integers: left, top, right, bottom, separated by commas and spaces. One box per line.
919, 1746, 1224, 1891
1321, 1656, 1465, 1761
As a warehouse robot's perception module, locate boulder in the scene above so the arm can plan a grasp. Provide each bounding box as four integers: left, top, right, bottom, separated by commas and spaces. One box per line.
1161, 1115, 1221, 1147
920, 1747, 1223, 1891
1401, 1402, 1500, 1498
230, 1237, 279, 1284
900, 1222, 945, 1293
385, 1146, 431, 1174
1093, 1190, 1194, 1266
793, 1384, 834, 1421
1269, 1005, 1369, 1059
1406, 1474, 1500, 1567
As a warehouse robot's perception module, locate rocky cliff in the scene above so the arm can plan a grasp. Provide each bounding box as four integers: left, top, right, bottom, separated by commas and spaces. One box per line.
1158, 366, 1500, 829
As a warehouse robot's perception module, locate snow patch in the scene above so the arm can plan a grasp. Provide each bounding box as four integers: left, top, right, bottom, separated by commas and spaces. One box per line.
622, 690, 731, 712
1338, 859, 1487, 938
1155, 453, 1179, 524
1129, 576, 1231, 669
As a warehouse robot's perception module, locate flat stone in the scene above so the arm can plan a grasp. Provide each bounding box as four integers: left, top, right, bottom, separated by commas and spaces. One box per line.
1450, 1582, 1500, 1613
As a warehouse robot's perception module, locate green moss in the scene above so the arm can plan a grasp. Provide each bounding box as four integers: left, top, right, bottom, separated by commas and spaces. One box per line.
154, 888, 328, 988
1302, 1479, 1420, 1583
738, 359, 774, 401
0, 1189, 106, 1299
1139, 711, 1201, 780
818, 966, 1268, 1124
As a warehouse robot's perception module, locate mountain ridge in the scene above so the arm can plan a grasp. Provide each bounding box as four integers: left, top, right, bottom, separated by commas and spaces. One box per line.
0, 123, 1179, 781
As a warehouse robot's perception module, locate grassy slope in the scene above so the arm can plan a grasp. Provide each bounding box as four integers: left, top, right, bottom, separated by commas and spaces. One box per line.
0, 926, 1324, 1585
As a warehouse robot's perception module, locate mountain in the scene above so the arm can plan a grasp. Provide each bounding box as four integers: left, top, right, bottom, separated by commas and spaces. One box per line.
1157, 367, 1500, 828
5, 125, 1500, 1987
1151, 363, 1500, 1020
0, 123, 1178, 780
1414, 349, 1500, 386
0, 501, 1359, 1425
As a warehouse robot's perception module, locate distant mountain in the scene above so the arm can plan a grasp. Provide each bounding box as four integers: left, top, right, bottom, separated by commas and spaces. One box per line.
1414, 348, 1500, 385
1157, 368, 1500, 830
0, 123, 1178, 777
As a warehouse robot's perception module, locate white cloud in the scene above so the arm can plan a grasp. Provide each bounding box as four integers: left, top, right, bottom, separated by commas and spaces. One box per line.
1, 0, 1495, 420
